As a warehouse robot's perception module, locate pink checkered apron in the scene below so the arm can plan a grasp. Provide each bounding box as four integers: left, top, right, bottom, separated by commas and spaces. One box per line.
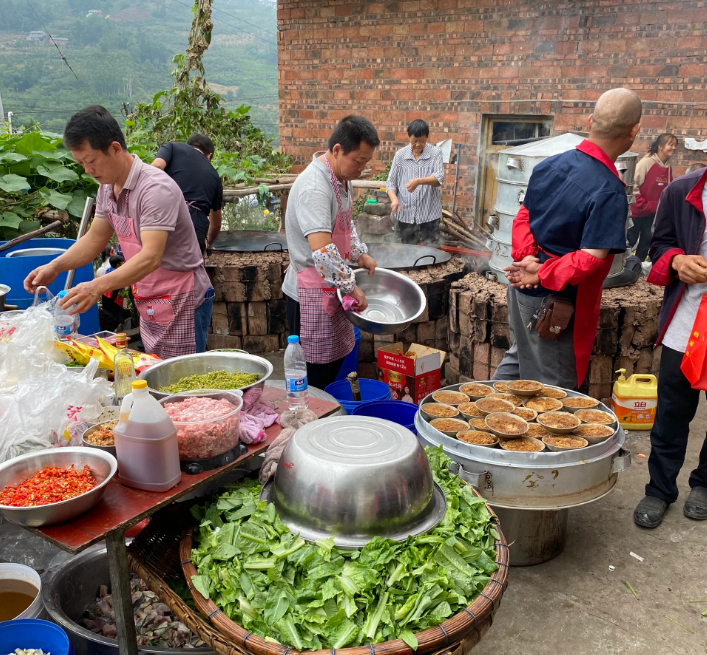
108, 190, 196, 359
296, 157, 356, 364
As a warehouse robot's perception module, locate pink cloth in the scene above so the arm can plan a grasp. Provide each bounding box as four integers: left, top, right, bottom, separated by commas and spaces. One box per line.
238, 386, 279, 445
342, 295, 359, 312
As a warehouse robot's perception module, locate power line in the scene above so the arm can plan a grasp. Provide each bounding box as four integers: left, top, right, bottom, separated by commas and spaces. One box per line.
25, 0, 79, 80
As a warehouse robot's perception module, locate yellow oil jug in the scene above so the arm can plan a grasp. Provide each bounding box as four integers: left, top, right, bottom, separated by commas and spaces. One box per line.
611, 369, 658, 431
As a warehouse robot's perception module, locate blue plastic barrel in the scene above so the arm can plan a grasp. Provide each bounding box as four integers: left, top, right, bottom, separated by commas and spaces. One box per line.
335, 327, 361, 381
0, 619, 71, 655
325, 378, 392, 414
0, 238, 100, 335
352, 400, 418, 434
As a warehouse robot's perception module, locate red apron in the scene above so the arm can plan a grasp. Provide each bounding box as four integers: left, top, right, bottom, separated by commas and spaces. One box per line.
108, 190, 196, 359
295, 156, 356, 365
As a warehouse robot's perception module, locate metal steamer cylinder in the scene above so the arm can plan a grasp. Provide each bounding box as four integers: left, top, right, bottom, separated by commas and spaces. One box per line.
415, 382, 631, 565
486, 133, 638, 287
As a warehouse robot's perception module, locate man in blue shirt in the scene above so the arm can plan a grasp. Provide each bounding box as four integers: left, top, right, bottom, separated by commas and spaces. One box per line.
493, 88, 642, 389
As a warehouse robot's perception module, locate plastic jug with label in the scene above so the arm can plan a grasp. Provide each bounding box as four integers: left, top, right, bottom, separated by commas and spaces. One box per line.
611, 369, 658, 431
113, 380, 181, 491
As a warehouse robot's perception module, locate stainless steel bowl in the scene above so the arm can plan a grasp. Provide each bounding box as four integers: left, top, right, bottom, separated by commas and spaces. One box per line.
138, 352, 273, 401
6, 247, 68, 257
82, 420, 118, 458
0, 447, 117, 527
261, 416, 446, 547
337, 267, 426, 334
42, 543, 215, 655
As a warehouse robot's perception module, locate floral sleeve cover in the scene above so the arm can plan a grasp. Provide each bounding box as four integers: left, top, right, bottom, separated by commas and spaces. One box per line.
312, 243, 357, 293
349, 221, 368, 262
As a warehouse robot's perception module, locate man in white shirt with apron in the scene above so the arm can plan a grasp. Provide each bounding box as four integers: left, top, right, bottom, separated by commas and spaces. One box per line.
283, 116, 379, 390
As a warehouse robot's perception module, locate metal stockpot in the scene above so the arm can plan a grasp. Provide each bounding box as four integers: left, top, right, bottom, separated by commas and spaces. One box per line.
414, 383, 631, 511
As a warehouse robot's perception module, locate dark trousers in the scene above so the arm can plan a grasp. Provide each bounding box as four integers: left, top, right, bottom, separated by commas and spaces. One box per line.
646, 346, 707, 503
286, 295, 344, 391
399, 219, 441, 248
627, 214, 654, 262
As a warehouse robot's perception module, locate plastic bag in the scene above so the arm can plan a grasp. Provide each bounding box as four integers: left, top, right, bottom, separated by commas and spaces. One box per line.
0, 348, 114, 463
0, 286, 58, 361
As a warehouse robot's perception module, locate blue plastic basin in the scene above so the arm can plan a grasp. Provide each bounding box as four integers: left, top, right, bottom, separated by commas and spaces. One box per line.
324, 378, 392, 414
0, 238, 100, 335
335, 327, 361, 381
352, 400, 418, 434
0, 619, 71, 655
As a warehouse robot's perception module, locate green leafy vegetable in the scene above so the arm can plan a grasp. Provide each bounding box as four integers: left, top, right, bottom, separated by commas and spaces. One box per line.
190, 447, 498, 650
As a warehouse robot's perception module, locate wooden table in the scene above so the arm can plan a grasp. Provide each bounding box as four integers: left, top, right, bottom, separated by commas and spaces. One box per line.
29, 387, 340, 655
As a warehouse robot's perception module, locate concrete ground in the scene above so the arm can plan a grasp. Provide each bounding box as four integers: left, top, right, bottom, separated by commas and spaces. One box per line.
264, 351, 707, 654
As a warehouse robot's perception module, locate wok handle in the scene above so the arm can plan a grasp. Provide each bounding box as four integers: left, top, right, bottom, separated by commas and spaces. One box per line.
413, 254, 436, 267
611, 448, 632, 473
263, 242, 283, 251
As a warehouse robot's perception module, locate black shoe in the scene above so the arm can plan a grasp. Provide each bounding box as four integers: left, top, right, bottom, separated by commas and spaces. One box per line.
684, 486, 707, 520
634, 495, 669, 528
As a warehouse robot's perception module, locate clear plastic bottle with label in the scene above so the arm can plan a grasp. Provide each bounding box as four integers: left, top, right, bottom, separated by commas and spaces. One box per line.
284, 335, 308, 409
54, 290, 80, 340
113, 380, 182, 492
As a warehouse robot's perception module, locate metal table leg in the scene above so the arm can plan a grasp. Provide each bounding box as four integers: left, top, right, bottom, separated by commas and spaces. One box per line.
106, 531, 139, 655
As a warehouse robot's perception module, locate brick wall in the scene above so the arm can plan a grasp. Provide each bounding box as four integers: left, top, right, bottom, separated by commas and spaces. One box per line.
277, 0, 707, 221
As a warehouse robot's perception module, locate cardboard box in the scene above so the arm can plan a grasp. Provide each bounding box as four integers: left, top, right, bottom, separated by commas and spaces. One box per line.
377, 342, 446, 404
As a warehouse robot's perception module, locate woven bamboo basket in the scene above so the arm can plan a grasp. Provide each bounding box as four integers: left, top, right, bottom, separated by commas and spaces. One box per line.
173, 486, 509, 655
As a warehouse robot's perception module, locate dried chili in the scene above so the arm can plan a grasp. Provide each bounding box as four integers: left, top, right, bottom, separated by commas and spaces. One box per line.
0, 464, 97, 507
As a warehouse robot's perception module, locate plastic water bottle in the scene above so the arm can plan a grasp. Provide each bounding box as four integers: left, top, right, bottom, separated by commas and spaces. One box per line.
284, 335, 308, 409
54, 290, 80, 340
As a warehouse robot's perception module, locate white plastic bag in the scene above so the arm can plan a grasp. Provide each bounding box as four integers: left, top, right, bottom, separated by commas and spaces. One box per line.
0, 348, 114, 463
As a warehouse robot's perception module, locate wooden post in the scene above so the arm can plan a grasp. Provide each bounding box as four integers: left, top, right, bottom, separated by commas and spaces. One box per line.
279, 190, 289, 233
106, 531, 139, 655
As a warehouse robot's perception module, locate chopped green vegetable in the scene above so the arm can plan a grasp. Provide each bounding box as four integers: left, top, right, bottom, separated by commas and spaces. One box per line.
189, 447, 498, 650
159, 370, 260, 393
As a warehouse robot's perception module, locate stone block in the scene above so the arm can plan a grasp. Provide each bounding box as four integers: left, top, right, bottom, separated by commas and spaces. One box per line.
459, 375, 474, 383
223, 282, 247, 303
449, 330, 461, 354
449, 352, 460, 372
267, 262, 283, 284
241, 265, 267, 283
361, 201, 392, 216
599, 305, 619, 330
588, 383, 612, 401
635, 347, 653, 374
207, 334, 242, 350
459, 312, 473, 337
435, 337, 448, 352
245, 279, 271, 302
459, 342, 473, 377
227, 303, 247, 335
472, 295, 490, 320
211, 313, 230, 336
357, 212, 395, 235
373, 334, 395, 357
490, 322, 511, 349
220, 266, 243, 283
449, 289, 460, 334
474, 319, 490, 342
589, 355, 614, 384
247, 302, 268, 336
491, 346, 507, 368
412, 304, 429, 324
359, 339, 375, 362
417, 320, 436, 343
396, 323, 418, 345
360, 330, 374, 342
212, 301, 228, 316
489, 366, 497, 379
491, 301, 508, 324
242, 335, 280, 353
270, 279, 284, 300
435, 317, 449, 340
267, 298, 287, 335
445, 363, 460, 385
212, 281, 225, 302
615, 355, 636, 378
458, 290, 472, 316
632, 318, 658, 349
359, 362, 379, 379
593, 329, 618, 356
473, 360, 490, 381
279, 333, 289, 350
474, 342, 490, 365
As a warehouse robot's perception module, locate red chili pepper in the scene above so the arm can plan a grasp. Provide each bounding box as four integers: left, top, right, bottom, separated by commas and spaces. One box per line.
0, 464, 97, 507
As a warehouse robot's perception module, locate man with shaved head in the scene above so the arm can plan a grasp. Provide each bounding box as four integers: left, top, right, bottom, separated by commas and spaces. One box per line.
493, 88, 642, 390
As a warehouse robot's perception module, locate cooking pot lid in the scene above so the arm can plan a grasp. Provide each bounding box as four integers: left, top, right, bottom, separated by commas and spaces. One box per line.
366, 243, 451, 269
211, 230, 287, 252
292, 415, 418, 466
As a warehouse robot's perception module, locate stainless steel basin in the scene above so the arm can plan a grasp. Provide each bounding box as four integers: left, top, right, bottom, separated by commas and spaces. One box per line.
261, 416, 446, 547
42, 543, 214, 655
138, 352, 273, 401
337, 267, 426, 334
6, 247, 67, 257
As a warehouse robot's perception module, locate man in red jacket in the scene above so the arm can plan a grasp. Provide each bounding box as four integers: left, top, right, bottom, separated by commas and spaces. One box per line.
633, 167, 707, 528
493, 89, 642, 390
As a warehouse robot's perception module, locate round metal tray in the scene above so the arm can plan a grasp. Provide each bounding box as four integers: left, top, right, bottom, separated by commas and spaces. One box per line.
366, 243, 451, 270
